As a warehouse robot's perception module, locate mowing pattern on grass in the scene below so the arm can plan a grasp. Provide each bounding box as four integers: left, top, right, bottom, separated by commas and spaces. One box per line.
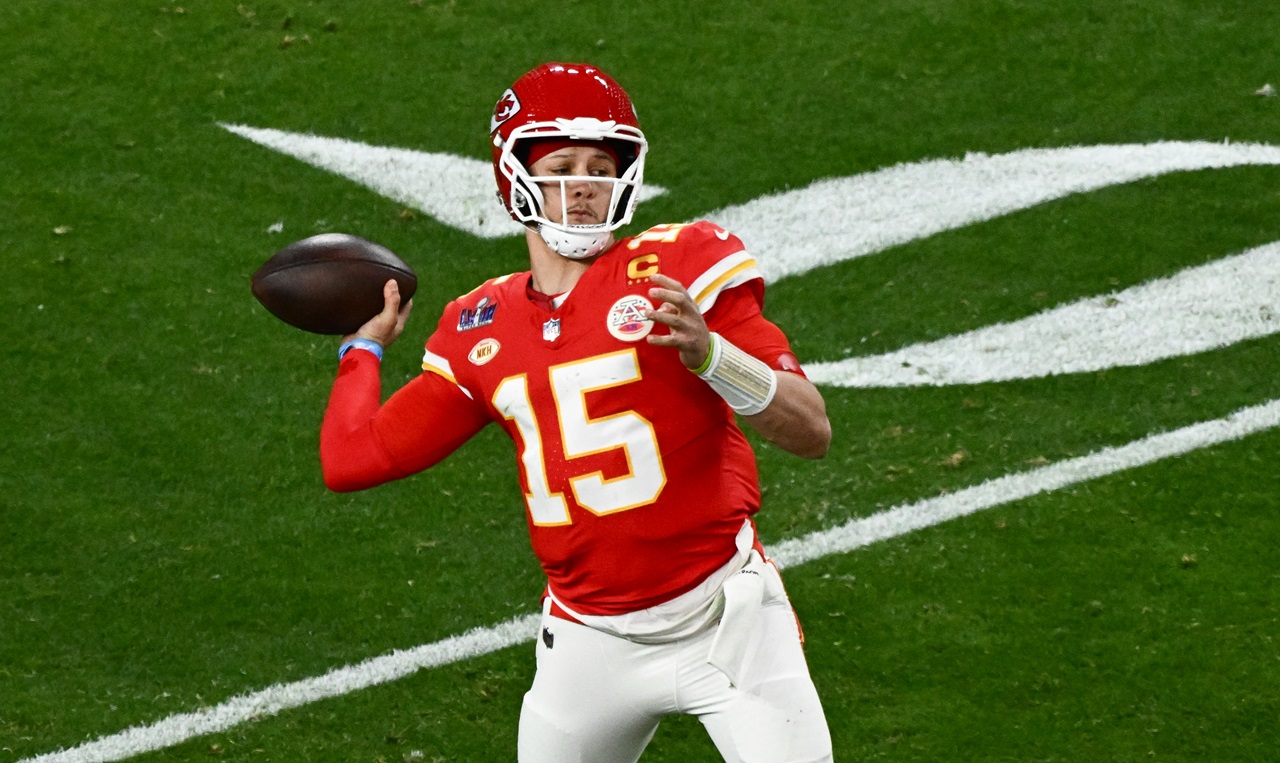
5, 1, 1279, 760
23, 398, 1280, 763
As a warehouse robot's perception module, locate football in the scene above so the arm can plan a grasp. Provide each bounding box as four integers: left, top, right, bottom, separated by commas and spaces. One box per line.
251, 233, 418, 335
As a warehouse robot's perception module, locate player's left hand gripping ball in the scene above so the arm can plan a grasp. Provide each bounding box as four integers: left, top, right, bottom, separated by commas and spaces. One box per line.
251, 233, 418, 335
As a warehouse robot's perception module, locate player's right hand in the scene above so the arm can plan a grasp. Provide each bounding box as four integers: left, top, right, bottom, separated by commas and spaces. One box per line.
344, 279, 413, 348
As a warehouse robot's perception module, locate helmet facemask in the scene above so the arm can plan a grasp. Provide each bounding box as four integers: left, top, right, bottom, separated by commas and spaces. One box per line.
496, 117, 647, 260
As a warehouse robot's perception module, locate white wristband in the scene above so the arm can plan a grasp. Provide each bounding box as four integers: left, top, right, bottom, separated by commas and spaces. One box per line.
696, 333, 778, 416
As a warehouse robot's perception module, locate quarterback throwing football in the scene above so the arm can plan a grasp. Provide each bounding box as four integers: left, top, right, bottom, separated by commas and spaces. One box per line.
322, 62, 834, 762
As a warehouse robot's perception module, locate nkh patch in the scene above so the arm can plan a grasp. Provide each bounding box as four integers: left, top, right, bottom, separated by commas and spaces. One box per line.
458, 297, 498, 331
468, 338, 500, 366
607, 295, 654, 342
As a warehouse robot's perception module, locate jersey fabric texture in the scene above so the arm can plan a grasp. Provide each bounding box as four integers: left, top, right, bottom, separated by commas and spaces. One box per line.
321, 221, 802, 617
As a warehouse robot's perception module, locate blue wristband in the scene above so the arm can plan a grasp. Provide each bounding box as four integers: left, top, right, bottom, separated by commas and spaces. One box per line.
338, 338, 384, 361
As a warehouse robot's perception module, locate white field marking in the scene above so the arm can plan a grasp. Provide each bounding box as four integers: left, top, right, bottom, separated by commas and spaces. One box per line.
20, 614, 541, 763
221, 128, 1280, 382
805, 240, 1280, 387
219, 124, 667, 239
704, 141, 1280, 283
221, 129, 1280, 280
22, 397, 1280, 763
770, 397, 1280, 568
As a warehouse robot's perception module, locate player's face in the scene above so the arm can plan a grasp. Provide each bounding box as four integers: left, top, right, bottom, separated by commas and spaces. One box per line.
529, 146, 618, 226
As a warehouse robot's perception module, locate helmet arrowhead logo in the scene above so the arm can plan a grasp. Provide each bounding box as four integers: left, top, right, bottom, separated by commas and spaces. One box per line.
490, 89, 521, 134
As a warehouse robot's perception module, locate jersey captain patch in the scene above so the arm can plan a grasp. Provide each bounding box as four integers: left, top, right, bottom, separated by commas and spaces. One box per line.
626, 253, 660, 283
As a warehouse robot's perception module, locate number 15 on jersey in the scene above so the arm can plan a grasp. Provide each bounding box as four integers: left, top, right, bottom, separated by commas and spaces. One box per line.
493, 350, 668, 526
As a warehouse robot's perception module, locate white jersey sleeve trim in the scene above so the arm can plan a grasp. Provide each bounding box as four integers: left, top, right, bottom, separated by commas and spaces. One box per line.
687, 250, 761, 314
421, 348, 474, 400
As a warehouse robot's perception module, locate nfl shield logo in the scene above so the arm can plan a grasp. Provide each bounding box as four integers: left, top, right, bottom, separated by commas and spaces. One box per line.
543, 318, 561, 342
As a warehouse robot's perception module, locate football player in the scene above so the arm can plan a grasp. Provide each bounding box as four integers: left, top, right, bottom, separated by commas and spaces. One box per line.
321, 62, 834, 763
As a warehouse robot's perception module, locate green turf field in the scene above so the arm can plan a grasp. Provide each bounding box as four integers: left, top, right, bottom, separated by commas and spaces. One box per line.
4, 1, 1279, 761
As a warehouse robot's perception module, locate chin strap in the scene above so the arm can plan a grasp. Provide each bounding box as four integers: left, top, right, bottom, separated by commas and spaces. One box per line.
695, 333, 778, 416
538, 224, 612, 260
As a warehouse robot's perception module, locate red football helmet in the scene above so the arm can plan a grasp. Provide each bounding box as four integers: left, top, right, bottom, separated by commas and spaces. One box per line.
490, 63, 648, 258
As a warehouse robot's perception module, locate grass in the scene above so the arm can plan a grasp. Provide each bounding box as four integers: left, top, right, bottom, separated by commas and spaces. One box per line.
3, 0, 1279, 760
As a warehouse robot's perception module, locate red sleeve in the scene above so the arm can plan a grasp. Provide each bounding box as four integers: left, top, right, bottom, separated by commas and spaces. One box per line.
320, 349, 490, 492
705, 285, 808, 378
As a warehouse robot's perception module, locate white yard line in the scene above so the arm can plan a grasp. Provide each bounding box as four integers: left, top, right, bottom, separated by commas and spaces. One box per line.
705, 141, 1280, 284
220, 130, 1280, 282
22, 398, 1280, 763
224, 129, 1280, 388
219, 123, 665, 240
770, 397, 1280, 567
20, 615, 540, 763
803, 240, 1280, 388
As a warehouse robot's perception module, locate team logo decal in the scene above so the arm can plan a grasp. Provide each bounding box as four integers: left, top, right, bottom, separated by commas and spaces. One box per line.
458, 296, 498, 332
490, 89, 521, 133
468, 337, 501, 366
606, 295, 654, 342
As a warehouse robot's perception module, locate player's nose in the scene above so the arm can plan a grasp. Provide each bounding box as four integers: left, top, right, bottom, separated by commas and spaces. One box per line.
568, 177, 595, 197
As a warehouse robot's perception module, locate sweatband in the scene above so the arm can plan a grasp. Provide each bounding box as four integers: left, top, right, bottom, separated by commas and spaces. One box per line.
696, 333, 778, 416
338, 338, 384, 361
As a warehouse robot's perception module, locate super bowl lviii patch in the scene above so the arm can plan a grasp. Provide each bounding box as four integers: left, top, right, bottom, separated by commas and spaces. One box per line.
458, 297, 498, 331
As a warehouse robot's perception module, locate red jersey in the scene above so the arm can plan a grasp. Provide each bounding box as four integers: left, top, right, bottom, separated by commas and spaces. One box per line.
321, 221, 801, 616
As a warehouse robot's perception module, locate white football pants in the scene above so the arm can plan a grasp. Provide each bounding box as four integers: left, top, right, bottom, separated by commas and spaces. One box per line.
517, 574, 833, 763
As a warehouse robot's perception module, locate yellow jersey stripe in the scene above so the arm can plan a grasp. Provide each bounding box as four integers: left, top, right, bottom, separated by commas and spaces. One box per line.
693, 257, 760, 309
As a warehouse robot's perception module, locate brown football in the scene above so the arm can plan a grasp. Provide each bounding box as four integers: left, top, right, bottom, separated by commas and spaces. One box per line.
251, 233, 417, 335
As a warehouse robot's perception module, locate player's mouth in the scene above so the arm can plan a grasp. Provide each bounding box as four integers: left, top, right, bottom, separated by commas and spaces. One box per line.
567, 206, 600, 224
